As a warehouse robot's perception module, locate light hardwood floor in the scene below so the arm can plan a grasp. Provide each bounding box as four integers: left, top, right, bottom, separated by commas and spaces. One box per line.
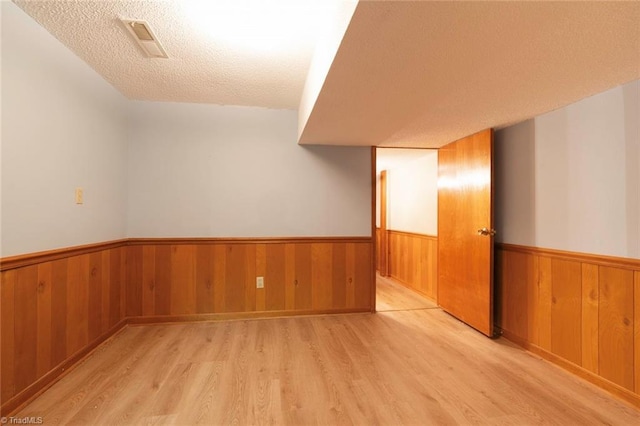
375, 274, 437, 312
13, 278, 640, 425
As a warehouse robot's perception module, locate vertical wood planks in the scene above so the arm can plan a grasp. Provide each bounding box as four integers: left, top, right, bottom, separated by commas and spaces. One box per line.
212, 245, 226, 313
51, 259, 68, 367
311, 244, 333, 310
142, 245, 156, 316
244, 244, 257, 312
265, 244, 286, 311
36, 262, 52, 379
581, 263, 599, 373
635, 271, 640, 394
354, 243, 372, 309
154, 245, 172, 315
14, 266, 39, 393
225, 244, 248, 313
386, 231, 438, 300
100, 250, 111, 334
1, 270, 16, 402
284, 244, 296, 310
497, 244, 639, 400
504, 251, 532, 340
345, 243, 356, 308
256, 244, 267, 312
1, 245, 126, 407
598, 266, 634, 390
537, 256, 553, 351
294, 244, 313, 311
170, 245, 196, 315
195, 245, 213, 314
331, 243, 347, 309
66, 255, 89, 357
550, 259, 582, 365
88, 252, 103, 344
126, 246, 143, 317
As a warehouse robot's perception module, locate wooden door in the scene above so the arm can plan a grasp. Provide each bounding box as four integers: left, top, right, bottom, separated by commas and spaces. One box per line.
437, 129, 495, 337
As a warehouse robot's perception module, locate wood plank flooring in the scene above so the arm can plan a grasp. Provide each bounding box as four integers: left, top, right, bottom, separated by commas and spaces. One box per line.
375, 273, 437, 312
12, 278, 640, 425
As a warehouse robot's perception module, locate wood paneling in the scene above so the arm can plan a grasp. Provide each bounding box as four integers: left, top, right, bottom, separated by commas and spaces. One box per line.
1, 237, 373, 416
635, 271, 640, 394
1, 245, 127, 415
387, 230, 437, 301
581, 263, 599, 373
496, 243, 640, 406
598, 266, 634, 390
125, 240, 373, 319
1, 270, 17, 402
550, 259, 582, 365
0, 239, 127, 271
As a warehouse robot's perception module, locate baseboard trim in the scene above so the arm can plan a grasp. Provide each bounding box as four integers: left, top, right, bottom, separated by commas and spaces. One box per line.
127, 308, 372, 325
500, 329, 640, 409
1, 319, 128, 416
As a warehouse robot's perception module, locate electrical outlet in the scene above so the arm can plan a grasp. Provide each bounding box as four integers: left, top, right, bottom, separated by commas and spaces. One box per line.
256, 276, 264, 289
75, 188, 84, 204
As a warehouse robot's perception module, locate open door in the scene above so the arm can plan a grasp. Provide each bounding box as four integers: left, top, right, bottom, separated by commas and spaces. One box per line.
437, 129, 495, 337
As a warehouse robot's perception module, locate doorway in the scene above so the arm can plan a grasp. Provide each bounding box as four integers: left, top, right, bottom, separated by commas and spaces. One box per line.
374, 147, 439, 311
372, 129, 496, 336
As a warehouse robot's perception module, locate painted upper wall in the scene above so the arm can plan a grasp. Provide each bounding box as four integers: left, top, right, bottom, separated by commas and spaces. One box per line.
127, 101, 371, 238
1, 2, 128, 257
495, 80, 639, 259
377, 149, 438, 236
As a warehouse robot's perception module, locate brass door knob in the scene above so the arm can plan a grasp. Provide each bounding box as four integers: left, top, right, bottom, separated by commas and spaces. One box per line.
477, 227, 497, 236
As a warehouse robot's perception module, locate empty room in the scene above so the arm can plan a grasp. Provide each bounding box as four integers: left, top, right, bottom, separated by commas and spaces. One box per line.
1, 0, 639, 424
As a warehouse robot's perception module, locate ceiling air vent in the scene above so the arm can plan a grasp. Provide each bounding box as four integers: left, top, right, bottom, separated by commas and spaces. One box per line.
121, 19, 168, 59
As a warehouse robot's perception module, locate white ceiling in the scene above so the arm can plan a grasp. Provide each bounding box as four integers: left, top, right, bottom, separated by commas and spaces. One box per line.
299, 1, 640, 148
13, 1, 640, 148
13, 0, 340, 109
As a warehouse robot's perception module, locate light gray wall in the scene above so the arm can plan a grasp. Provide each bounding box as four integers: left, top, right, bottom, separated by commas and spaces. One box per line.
126, 101, 371, 237
1, 2, 128, 257
495, 80, 639, 259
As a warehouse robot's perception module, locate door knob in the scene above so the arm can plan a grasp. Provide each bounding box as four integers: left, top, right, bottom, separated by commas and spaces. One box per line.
477, 227, 496, 236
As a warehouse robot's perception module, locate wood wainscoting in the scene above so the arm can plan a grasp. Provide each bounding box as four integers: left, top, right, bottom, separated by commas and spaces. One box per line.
495, 243, 640, 407
387, 230, 438, 301
0, 242, 128, 415
125, 238, 373, 322
0, 236, 373, 415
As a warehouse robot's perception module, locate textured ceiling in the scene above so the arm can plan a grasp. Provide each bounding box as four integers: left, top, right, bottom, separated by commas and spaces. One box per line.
12, 1, 640, 148
299, 1, 640, 148
13, 0, 339, 109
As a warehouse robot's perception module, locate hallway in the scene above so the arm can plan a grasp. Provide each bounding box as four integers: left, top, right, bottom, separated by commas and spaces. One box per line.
375, 273, 437, 312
